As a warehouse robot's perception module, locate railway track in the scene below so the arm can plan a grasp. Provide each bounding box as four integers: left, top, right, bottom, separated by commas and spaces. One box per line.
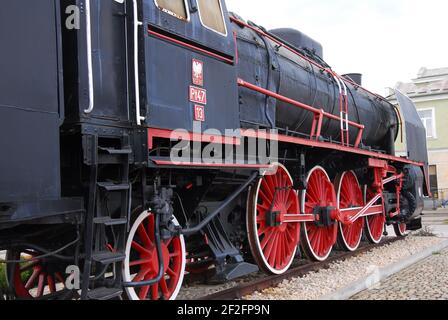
197, 237, 402, 300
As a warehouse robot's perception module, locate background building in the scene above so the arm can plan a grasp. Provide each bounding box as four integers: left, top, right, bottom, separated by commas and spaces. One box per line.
388, 67, 448, 201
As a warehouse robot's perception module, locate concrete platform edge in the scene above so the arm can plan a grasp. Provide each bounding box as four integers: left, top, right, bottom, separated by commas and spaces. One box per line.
319, 239, 448, 300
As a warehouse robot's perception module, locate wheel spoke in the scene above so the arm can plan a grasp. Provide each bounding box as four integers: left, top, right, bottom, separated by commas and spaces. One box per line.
25, 267, 41, 290
259, 188, 272, 206
260, 230, 275, 250
139, 285, 150, 300
166, 268, 176, 278
160, 277, 170, 300
47, 276, 56, 293
36, 273, 45, 297
132, 241, 151, 255
55, 272, 65, 284
151, 284, 159, 300
138, 224, 153, 248
130, 258, 152, 267
133, 268, 151, 282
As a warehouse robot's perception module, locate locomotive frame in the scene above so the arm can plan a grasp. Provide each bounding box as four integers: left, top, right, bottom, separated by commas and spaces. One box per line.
0, 0, 429, 300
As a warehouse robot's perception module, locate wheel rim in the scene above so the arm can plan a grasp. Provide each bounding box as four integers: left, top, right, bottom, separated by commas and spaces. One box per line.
394, 222, 408, 237
247, 163, 300, 275
301, 167, 338, 262
7, 250, 67, 299
124, 211, 186, 300
364, 188, 386, 244
336, 171, 365, 252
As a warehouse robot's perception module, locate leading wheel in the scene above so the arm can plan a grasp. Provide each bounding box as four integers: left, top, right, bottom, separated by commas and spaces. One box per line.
247, 163, 301, 275
364, 188, 386, 244
335, 171, 365, 252
123, 210, 186, 300
300, 167, 338, 262
6, 249, 69, 299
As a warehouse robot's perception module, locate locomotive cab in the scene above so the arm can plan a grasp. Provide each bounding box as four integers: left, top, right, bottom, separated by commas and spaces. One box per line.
61, 0, 239, 137
142, 0, 239, 133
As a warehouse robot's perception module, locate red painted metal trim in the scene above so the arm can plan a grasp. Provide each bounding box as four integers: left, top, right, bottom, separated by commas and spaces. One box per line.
233, 31, 239, 65
340, 204, 384, 224
281, 214, 315, 223
240, 130, 425, 167
238, 78, 364, 130
148, 29, 234, 64
237, 78, 365, 147
368, 158, 388, 169
147, 128, 241, 150
347, 194, 383, 223
152, 159, 270, 169
147, 128, 424, 167
383, 174, 404, 185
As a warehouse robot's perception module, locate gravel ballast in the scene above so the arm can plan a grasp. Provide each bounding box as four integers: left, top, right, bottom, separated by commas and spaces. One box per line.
245, 236, 443, 300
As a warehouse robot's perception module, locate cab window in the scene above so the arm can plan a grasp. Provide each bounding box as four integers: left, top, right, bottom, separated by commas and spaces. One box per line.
155, 0, 188, 21
197, 0, 227, 35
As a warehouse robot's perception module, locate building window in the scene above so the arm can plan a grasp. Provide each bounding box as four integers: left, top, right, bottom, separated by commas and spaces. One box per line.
155, 0, 188, 21
197, 0, 227, 36
417, 108, 436, 138
429, 165, 439, 198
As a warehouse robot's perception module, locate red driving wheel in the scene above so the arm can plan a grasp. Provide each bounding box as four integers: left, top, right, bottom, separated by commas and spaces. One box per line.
124, 211, 186, 300
300, 167, 338, 261
364, 188, 386, 244
6, 249, 67, 299
335, 171, 365, 252
247, 163, 301, 275
394, 222, 408, 237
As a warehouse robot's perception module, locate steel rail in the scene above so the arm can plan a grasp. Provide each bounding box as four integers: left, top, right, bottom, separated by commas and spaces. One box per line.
198, 237, 402, 300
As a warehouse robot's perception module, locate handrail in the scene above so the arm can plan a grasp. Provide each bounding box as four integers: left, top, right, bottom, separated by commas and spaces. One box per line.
84, 0, 95, 114
133, 0, 145, 125
237, 78, 365, 147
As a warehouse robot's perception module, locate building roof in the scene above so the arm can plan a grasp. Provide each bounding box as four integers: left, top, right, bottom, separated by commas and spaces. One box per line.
395, 67, 448, 98
416, 67, 448, 79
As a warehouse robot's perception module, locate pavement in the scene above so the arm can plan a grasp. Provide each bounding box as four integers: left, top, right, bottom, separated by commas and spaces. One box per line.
420, 208, 448, 237
350, 208, 448, 300
351, 248, 448, 300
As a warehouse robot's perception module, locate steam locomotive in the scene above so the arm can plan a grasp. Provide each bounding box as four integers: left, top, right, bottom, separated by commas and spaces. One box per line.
0, 0, 429, 300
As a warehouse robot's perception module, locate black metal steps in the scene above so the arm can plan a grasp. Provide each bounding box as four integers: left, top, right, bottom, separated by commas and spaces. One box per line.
81, 134, 132, 300
97, 182, 130, 191
98, 147, 132, 155
93, 217, 128, 226
92, 251, 126, 265
87, 287, 123, 300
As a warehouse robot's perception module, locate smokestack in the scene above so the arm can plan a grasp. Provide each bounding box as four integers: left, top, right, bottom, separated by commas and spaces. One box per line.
343, 73, 362, 86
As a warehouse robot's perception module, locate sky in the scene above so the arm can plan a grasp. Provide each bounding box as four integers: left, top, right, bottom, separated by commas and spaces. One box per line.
226, 0, 448, 96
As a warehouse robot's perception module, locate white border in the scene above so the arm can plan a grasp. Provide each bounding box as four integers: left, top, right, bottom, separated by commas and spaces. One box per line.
197, 0, 228, 37
154, 0, 191, 22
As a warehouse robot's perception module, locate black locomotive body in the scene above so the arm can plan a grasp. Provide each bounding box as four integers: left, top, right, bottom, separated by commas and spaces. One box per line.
0, 0, 429, 300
